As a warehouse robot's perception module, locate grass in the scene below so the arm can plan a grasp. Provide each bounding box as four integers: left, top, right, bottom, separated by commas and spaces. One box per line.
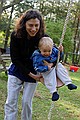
0, 65, 80, 120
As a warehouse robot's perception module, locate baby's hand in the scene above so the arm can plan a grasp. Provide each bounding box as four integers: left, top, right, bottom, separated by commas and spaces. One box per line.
48, 62, 53, 70
43, 60, 49, 66
48, 65, 51, 70
43, 60, 53, 68
58, 44, 63, 52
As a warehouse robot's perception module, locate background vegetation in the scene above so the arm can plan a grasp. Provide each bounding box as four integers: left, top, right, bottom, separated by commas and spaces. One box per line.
0, 66, 80, 120
0, 0, 80, 65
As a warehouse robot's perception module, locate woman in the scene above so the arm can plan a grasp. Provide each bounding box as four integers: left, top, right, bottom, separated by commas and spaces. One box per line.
4, 9, 48, 120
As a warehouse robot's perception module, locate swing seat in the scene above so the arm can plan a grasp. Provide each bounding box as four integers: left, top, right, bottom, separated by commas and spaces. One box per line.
41, 77, 64, 88
56, 78, 64, 88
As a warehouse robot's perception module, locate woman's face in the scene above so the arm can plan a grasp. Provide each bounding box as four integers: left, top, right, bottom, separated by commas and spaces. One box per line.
25, 18, 40, 37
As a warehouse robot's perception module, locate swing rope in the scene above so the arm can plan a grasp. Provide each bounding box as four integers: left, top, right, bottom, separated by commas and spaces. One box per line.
48, 0, 73, 120
48, 102, 54, 120
57, 0, 73, 64
60, 0, 73, 44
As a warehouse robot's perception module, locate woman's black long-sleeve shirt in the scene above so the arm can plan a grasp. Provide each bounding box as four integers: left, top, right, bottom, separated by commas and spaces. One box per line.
8, 31, 48, 82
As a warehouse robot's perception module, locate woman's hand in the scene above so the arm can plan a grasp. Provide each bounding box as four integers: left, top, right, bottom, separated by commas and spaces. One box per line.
28, 72, 44, 83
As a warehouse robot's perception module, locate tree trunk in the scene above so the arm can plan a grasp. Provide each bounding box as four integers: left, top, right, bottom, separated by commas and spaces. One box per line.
0, 0, 3, 21
4, 5, 14, 49
75, 17, 80, 64
72, 17, 79, 64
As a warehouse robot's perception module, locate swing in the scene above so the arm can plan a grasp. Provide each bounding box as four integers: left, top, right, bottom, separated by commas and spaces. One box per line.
56, 77, 64, 88
48, 0, 73, 120
55, 0, 73, 88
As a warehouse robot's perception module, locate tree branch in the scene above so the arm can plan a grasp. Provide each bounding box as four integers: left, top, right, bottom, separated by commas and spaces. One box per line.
2, 0, 23, 11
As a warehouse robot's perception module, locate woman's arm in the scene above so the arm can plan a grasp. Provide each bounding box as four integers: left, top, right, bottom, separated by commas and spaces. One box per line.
10, 32, 31, 75
28, 72, 43, 82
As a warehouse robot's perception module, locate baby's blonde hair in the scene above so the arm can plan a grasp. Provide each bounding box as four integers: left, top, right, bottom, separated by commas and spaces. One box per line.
38, 37, 54, 49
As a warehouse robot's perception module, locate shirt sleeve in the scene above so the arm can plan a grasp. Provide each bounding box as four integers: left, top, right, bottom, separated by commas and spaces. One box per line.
10, 32, 31, 76
31, 51, 48, 72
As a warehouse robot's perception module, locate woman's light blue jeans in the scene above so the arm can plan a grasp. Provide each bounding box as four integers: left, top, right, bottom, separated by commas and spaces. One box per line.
4, 75, 38, 120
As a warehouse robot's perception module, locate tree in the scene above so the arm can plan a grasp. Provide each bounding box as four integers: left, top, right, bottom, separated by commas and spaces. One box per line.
72, 0, 80, 64
4, 5, 14, 49
46, 20, 73, 53
0, 0, 23, 17
0, 0, 33, 49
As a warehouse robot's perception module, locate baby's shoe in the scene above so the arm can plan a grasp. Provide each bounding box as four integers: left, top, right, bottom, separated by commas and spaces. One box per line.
52, 92, 59, 101
67, 84, 77, 90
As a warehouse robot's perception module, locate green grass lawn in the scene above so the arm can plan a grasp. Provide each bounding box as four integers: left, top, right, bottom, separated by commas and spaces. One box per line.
0, 66, 80, 120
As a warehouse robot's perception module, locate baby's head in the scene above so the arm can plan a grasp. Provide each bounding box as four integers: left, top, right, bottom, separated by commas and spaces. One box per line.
38, 37, 54, 57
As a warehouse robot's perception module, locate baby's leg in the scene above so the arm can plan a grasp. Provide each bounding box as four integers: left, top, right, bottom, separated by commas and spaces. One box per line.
42, 68, 59, 101
56, 63, 77, 90
56, 63, 72, 85
42, 68, 57, 94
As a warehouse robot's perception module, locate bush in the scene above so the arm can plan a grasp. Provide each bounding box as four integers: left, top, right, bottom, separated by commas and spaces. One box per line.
45, 20, 73, 53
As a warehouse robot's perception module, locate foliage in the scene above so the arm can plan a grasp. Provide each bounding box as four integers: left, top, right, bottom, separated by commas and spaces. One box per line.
46, 20, 73, 53
0, 0, 80, 52
14, 0, 34, 18
0, 10, 10, 32
0, 32, 5, 48
0, 31, 10, 48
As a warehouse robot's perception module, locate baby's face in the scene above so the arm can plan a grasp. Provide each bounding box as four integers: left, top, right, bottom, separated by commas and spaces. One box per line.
40, 45, 52, 57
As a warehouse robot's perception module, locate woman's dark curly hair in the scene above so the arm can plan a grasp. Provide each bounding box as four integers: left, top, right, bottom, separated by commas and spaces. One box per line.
14, 9, 45, 38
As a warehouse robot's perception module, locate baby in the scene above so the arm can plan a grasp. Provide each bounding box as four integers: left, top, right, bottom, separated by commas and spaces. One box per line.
31, 37, 77, 101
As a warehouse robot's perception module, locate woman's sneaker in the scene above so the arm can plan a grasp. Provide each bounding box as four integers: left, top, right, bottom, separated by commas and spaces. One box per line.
52, 92, 59, 101
67, 84, 77, 90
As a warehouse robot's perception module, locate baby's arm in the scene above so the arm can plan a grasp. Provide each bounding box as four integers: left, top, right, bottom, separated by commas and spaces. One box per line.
32, 55, 49, 72
43, 60, 53, 70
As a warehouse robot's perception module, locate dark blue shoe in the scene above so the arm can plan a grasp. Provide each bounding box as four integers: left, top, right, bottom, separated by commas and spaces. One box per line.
67, 84, 77, 90
52, 92, 59, 101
